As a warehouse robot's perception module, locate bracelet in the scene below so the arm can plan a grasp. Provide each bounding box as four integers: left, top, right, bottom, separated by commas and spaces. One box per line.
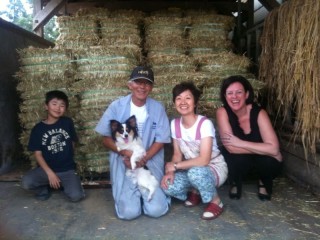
173, 163, 178, 171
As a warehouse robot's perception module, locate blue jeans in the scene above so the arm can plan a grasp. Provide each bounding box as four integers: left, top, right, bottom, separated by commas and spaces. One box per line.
21, 167, 85, 202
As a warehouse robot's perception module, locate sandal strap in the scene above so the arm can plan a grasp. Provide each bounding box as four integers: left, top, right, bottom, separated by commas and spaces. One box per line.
188, 192, 200, 203
202, 202, 223, 220
185, 192, 201, 207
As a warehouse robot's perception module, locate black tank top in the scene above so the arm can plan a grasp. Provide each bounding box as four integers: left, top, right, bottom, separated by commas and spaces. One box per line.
225, 103, 263, 143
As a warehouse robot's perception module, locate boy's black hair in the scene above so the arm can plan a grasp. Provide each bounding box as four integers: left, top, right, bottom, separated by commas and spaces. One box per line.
45, 90, 69, 108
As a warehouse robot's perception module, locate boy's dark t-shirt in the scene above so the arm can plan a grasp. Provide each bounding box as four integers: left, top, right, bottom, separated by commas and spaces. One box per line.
28, 116, 78, 172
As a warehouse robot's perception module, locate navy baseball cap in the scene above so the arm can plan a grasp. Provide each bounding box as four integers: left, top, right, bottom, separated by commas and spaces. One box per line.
129, 66, 154, 83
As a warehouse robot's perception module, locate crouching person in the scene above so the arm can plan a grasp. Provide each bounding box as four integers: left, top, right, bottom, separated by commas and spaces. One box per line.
21, 90, 85, 202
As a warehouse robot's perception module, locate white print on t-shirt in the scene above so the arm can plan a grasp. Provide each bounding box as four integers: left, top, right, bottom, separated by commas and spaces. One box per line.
41, 128, 70, 154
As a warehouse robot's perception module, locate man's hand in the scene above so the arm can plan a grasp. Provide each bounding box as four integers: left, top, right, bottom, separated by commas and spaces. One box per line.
123, 157, 133, 169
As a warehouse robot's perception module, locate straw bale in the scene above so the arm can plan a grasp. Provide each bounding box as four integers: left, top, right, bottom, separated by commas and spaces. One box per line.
188, 14, 234, 30
189, 48, 228, 56
56, 15, 98, 28
16, 47, 75, 92
71, 46, 140, 87
73, 46, 141, 63
99, 38, 141, 48
152, 64, 194, 75
78, 134, 104, 148
74, 7, 110, 17
145, 38, 186, 51
145, 25, 186, 51
74, 70, 132, 83
17, 47, 73, 65
148, 51, 191, 64
79, 91, 128, 108
150, 8, 184, 18
152, 72, 210, 89
192, 51, 251, 69
99, 21, 140, 35
75, 151, 109, 174
184, 9, 218, 17
79, 88, 129, 100
55, 15, 100, 48
70, 77, 130, 93
188, 35, 232, 50
190, 23, 229, 33
144, 15, 189, 52
144, 16, 188, 26
109, 9, 145, 24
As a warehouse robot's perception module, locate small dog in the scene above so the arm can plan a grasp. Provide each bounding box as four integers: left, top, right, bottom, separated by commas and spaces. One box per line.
110, 115, 159, 201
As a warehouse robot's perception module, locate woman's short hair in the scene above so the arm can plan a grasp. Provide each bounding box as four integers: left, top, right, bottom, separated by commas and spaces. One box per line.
220, 75, 254, 106
172, 81, 202, 105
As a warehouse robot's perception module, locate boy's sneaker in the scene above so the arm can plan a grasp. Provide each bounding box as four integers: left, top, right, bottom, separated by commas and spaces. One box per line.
35, 191, 51, 201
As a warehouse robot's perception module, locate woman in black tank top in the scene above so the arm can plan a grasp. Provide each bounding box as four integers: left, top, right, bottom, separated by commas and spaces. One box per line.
216, 76, 283, 201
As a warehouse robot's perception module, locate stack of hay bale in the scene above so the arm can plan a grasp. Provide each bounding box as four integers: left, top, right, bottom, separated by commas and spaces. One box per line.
144, 8, 265, 120
145, 9, 195, 118
59, 9, 144, 176
70, 47, 137, 175
16, 7, 265, 177
16, 8, 144, 178
185, 9, 263, 119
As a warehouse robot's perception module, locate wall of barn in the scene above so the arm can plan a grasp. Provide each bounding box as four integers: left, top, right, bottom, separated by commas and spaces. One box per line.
0, 19, 53, 174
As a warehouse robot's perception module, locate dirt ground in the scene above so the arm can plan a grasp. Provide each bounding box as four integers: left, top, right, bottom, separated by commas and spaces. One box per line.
1, 173, 320, 240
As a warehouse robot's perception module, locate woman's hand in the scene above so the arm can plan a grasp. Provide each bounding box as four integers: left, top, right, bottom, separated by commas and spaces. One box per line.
221, 132, 242, 147
161, 172, 175, 189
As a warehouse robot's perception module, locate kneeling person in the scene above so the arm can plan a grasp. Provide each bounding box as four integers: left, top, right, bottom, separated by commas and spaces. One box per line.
21, 90, 85, 202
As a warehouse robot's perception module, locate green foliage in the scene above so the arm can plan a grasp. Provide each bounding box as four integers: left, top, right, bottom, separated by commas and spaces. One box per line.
0, 0, 58, 42
44, 16, 59, 42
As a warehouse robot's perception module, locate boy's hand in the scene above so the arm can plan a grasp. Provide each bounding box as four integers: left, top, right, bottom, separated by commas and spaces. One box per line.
47, 171, 61, 189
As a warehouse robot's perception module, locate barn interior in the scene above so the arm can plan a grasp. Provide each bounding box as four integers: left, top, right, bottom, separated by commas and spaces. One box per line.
0, 0, 319, 239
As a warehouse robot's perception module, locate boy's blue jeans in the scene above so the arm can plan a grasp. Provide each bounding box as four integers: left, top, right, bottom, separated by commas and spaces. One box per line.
21, 167, 85, 202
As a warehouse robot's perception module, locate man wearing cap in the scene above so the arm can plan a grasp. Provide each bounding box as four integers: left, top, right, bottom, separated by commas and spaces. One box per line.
95, 66, 171, 220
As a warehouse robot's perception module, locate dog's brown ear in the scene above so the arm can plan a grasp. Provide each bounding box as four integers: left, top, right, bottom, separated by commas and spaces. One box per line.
127, 115, 137, 128
110, 120, 119, 132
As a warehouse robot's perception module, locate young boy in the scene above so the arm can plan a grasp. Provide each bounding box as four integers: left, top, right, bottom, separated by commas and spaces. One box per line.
21, 90, 85, 202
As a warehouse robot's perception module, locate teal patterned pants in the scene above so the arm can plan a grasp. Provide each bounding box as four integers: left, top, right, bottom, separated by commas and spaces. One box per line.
163, 166, 217, 203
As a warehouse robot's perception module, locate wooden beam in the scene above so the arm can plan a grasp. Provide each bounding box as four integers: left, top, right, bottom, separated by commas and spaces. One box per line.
33, 0, 43, 36
33, 0, 66, 31
63, 1, 247, 15
258, 0, 280, 11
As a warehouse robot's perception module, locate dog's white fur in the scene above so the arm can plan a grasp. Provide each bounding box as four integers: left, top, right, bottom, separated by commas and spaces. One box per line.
114, 123, 159, 201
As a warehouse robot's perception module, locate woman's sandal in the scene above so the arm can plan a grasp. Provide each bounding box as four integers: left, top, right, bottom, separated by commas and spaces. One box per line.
258, 184, 271, 201
184, 192, 201, 207
229, 183, 241, 200
201, 202, 224, 220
